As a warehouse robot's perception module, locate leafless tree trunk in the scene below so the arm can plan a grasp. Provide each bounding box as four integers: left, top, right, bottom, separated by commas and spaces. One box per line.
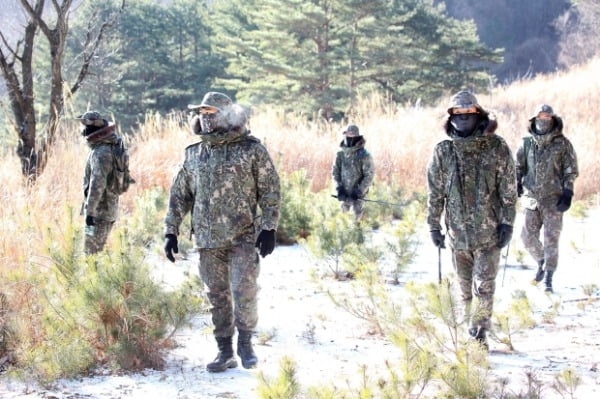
0, 0, 125, 180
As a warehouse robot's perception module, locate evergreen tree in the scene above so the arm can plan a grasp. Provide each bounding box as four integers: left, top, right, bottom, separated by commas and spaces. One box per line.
212, 0, 501, 114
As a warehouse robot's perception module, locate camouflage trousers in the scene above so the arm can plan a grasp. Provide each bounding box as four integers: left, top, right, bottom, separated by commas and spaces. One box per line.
84, 220, 114, 255
520, 204, 563, 272
451, 244, 501, 331
341, 199, 365, 221
198, 241, 260, 338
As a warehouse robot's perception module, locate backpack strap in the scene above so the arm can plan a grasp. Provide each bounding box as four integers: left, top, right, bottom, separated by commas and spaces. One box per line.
522, 136, 532, 175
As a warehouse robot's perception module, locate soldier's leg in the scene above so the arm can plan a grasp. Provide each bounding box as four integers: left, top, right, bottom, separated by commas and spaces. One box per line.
540, 204, 563, 273
84, 220, 114, 255
230, 242, 260, 332
520, 208, 544, 264
230, 240, 260, 368
352, 199, 365, 221
341, 201, 351, 213
470, 245, 501, 331
451, 249, 474, 322
198, 248, 235, 338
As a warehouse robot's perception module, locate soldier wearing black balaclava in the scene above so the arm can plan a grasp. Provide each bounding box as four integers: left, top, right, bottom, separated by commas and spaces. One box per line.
427, 90, 517, 350
516, 104, 578, 293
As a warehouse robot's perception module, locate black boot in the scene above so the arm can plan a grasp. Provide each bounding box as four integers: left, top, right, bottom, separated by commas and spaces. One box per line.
534, 259, 545, 282
545, 270, 554, 293
468, 327, 489, 351
237, 330, 258, 369
207, 336, 238, 373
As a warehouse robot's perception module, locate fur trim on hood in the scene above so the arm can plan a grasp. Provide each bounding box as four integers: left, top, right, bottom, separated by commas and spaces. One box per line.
444, 112, 497, 139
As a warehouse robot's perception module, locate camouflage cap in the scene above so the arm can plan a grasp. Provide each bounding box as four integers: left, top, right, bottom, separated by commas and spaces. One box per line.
447, 90, 484, 114
530, 104, 555, 120
188, 91, 233, 111
76, 111, 105, 127
343, 124, 360, 137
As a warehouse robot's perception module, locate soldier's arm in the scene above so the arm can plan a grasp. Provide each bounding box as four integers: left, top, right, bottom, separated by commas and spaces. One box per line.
357, 153, 375, 194
85, 148, 113, 218
562, 140, 579, 192
255, 145, 281, 231
497, 141, 517, 226
515, 143, 525, 183
426, 144, 445, 231
164, 164, 194, 236
332, 152, 342, 186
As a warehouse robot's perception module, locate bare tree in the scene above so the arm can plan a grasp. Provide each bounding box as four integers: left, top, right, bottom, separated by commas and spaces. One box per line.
556, 0, 600, 68
0, 0, 125, 179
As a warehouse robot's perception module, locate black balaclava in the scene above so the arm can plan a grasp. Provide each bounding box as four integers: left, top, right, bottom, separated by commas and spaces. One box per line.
534, 118, 554, 135
450, 113, 479, 137
345, 136, 362, 147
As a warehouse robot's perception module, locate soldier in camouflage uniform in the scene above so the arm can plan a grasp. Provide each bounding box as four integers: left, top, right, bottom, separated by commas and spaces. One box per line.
427, 91, 517, 349
332, 124, 375, 221
164, 92, 280, 373
79, 111, 121, 255
516, 104, 578, 293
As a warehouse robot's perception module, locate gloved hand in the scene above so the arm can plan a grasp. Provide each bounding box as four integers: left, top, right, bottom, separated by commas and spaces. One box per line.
255, 229, 276, 258
164, 234, 179, 263
85, 215, 95, 226
430, 230, 445, 249
497, 224, 513, 248
517, 181, 523, 197
336, 186, 348, 201
556, 189, 573, 212
350, 188, 361, 201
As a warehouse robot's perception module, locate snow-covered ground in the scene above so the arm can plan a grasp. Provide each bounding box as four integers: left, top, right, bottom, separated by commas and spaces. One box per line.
1, 207, 599, 398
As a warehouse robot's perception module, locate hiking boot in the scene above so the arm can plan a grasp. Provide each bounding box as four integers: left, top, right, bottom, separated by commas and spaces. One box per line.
207, 336, 238, 373
468, 327, 489, 351
544, 270, 554, 293
237, 330, 258, 369
534, 259, 545, 282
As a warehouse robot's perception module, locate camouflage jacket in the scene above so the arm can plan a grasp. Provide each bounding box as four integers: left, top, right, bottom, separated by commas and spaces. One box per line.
427, 118, 517, 250
516, 117, 578, 208
165, 128, 280, 248
332, 138, 375, 196
83, 124, 120, 222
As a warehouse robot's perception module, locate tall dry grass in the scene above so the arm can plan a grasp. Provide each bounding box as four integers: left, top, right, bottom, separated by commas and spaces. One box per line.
1, 57, 599, 277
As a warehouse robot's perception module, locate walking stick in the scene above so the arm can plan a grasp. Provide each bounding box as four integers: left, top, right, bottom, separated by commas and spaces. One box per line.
438, 246, 442, 285
501, 241, 510, 287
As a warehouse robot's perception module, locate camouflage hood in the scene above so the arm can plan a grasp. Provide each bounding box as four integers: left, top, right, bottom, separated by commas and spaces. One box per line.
444, 113, 497, 140
528, 115, 564, 146
339, 136, 366, 153
85, 123, 118, 147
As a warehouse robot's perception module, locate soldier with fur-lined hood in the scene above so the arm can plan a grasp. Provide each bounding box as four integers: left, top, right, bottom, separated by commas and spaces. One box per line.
332, 124, 375, 221
164, 92, 280, 373
516, 104, 578, 293
79, 111, 122, 254
427, 90, 517, 350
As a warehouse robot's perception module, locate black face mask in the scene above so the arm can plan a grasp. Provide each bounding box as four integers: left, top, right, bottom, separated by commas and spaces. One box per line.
450, 114, 479, 137
345, 136, 361, 147
534, 118, 553, 135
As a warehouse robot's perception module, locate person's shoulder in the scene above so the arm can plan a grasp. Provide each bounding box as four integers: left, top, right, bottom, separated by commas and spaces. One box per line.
434, 139, 453, 152
183, 141, 202, 158
357, 147, 371, 159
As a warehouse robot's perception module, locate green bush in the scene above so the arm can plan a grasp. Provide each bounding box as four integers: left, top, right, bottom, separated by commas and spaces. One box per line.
277, 169, 317, 244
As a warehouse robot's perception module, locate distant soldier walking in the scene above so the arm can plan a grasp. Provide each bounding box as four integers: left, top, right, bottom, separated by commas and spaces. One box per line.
516, 104, 578, 293
427, 91, 517, 349
79, 111, 126, 254
164, 92, 280, 372
332, 124, 375, 221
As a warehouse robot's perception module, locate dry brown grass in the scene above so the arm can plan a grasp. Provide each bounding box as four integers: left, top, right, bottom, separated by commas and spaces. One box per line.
1, 57, 599, 278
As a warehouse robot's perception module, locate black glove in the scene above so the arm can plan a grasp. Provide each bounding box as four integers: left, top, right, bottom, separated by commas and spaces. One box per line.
255, 229, 276, 258
164, 234, 179, 263
85, 215, 95, 226
430, 230, 445, 249
517, 181, 523, 197
336, 186, 348, 201
497, 224, 513, 248
556, 189, 573, 212
350, 188, 361, 201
